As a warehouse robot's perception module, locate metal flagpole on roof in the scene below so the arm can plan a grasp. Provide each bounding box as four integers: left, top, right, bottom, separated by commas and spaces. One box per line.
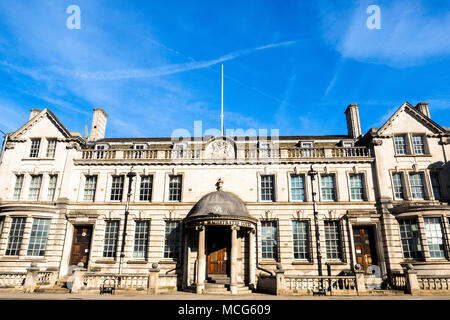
221, 63, 224, 136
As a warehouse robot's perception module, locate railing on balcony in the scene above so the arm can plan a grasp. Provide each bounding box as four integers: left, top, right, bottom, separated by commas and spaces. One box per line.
79, 146, 371, 162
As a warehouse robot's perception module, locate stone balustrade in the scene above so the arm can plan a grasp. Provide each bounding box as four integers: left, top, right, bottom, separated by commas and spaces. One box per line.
0, 272, 26, 288
79, 146, 372, 163
418, 275, 450, 291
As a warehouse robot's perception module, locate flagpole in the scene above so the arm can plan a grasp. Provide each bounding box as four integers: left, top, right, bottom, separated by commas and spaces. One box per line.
221, 63, 224, 136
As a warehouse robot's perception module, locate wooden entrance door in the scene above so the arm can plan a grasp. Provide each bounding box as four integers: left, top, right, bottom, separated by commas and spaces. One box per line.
207, 228, 229, 275
353, 226, 378, 271
70, 226, 92, 268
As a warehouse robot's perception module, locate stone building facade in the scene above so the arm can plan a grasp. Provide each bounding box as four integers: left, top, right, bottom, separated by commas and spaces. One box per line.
0, 101, 449, 294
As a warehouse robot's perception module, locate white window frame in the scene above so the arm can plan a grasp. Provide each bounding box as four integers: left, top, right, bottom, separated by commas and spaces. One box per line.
319, 173, 338, 202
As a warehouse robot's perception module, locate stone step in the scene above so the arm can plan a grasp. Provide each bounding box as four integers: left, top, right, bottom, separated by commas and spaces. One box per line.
35, 287, 70, 294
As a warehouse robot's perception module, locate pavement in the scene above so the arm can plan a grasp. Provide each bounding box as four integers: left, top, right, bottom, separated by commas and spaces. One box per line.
0, 292, 449, 300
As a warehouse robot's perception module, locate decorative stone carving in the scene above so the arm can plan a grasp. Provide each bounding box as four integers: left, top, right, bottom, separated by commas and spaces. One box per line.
372, 138, 383, 146
205, 138, 235, 159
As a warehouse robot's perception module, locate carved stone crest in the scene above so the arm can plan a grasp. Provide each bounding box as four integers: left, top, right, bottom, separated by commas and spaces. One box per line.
205, 138, 235, 159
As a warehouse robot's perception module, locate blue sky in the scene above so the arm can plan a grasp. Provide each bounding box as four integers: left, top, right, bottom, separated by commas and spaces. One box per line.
0, 0, 449, 138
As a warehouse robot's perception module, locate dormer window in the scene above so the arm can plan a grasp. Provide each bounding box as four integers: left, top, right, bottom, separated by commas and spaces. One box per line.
343, 142, 354, 147
301, 142, 313, 157
259, 143, 271, 158
133, 144, 147, 150
29, 139, 41, 158
173, 143, 187, 159
95, 144, 107, 150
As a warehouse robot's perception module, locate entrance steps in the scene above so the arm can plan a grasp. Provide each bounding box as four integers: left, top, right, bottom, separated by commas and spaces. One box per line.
204, 275, 252, 295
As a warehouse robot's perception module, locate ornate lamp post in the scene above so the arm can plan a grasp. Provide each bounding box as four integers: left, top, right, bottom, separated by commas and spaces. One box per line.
308, 165, 325, 294
118, 168, 136, 282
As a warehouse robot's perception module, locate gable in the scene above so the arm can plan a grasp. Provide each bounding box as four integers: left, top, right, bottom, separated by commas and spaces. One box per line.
9, 109, 72, 140
377, 102, 446, 136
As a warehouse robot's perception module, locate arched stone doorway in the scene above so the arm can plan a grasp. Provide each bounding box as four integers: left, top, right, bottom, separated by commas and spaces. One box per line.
182, 183, 257, 294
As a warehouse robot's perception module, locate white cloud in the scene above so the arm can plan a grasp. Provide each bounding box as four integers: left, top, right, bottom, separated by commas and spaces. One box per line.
319, 1, 450, 67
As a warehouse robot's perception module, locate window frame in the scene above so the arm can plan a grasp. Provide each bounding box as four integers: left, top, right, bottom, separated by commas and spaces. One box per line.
102, 220, 120, 258
391, 171, 405, 200
289, 174, 306, 202
423, 216, 447, 259
110, 175, 125, 201
12, 174, 24, 200
292, 219, 310, 260
324, 220, 343, 261
27, 218, 51, 257
430, 171, 442, 201
139, 175, 153, 202
393, 135, 407, 155
46, 174, 58, 201
319, 173, 337, 202
168, 174, 183, 202
163, 220, 181, 260
133, 220, 150, 259
260, 174, 276, 202
411, 135, 426, 155
398, 218, 423, 260
83, 175, 98, 201
28, 174, 43, 201
5, 217, 27, 256
348, 173, 366, 201
45, 138, 57, 158
409, 172, 426, 200
260, 220, 279, 261
29, 138, 41, 158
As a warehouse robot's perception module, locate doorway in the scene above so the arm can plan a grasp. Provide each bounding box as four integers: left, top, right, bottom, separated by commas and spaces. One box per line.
352, 226, 378, 272
69, 225, 93, 268
207, 227, 230, 275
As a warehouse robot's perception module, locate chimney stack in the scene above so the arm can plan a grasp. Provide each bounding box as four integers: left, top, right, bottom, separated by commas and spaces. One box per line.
344, 103, 362, 138
29, 108, 41, 120
415, 102, 430, 118
89, 108, 108, 141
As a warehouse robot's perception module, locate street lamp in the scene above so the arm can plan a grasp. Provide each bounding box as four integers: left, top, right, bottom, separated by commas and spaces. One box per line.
308, 165, 325, 294
118, 168, 136, 282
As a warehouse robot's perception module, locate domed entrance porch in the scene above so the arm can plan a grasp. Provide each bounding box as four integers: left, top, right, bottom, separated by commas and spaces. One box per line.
182, 182, 257, 294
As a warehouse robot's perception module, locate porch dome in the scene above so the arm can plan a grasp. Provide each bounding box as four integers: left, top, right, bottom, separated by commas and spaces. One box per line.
186, 191, 250, 218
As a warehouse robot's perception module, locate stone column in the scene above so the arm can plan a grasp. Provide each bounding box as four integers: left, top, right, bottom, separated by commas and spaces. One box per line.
248, 229, 256, 290
196, 226, 206, 294
230, 225, 239, 295
24, 262, 39, 293
182, 232, 190, 290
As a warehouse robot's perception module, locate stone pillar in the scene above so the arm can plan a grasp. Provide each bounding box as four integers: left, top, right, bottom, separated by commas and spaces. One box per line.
230, 225, 239, 294
248, 229, 256, 290
24, 262, 39, 293
196, 226, 206, 294
148, 263, 160, 294
182, 232, 190, 289
354, 264, 366, 295
275, 264, 285, 296
404, 264, 420, 295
